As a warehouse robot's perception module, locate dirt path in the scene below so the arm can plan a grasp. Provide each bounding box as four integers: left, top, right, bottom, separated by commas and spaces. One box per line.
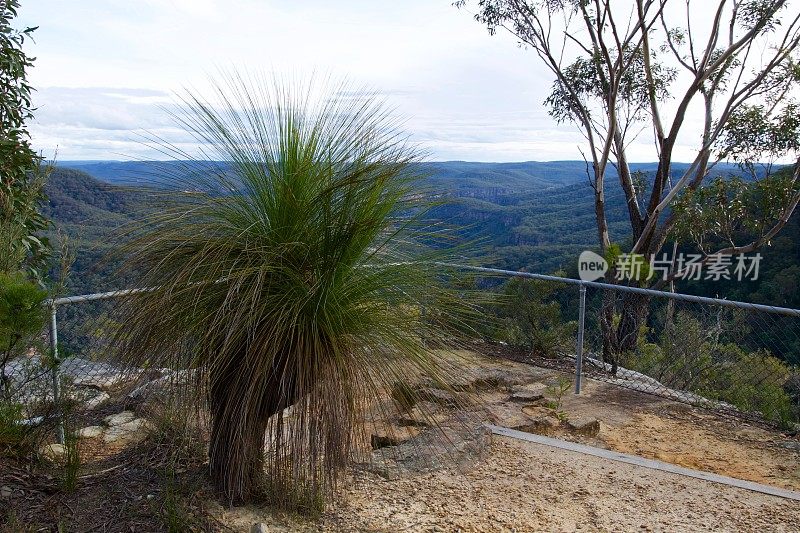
223, 435, 800, 532
545, 379, 800, 492
221, 351, 800, 531
453, 349, 800, 493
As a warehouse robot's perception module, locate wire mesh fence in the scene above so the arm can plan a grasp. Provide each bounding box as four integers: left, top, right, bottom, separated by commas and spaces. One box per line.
0, 290, 199, 485
2, 264, 798, 469
579, 285, 800, 427
449, 264, 800, 429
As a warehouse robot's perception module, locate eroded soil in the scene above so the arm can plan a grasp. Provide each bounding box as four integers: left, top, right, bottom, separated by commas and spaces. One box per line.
219, 349, 800, 531
4, 348, 799, 532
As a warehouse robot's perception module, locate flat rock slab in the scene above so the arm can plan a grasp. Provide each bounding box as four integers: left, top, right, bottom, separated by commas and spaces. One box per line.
469, 368, 534, 391
103, 418, 151, 445
416, 387, 461, 408
397, 401, 450, 427
520, 415, 561, 433
509, 383, 547, 402
127, 368, 197, 400
76, 426, 104, 439
370, 426, 421, 449
61, 357, 140, 391
485, 403, 536, 430
369, 423, 491, 479
104, 411, 136, 427
566, 416, 600, 437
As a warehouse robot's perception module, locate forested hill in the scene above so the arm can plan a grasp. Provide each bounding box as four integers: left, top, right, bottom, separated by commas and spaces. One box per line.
56, 159, 751, 272
46, 160, 795, 307
62, 160, 593, 190
43, 167, 151, 295
41, 163, 799, 354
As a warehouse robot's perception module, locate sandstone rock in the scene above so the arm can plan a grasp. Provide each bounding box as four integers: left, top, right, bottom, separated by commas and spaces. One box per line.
371, 426, 421, 449
40, 443, 65, 461
128, 368, 197, 400
469, 369, 531, 391
76, 425, 104, 439
566, 416, 600, 437
485, 403, 537, 429
63, 357, 139, 391
517, 415, 561, 433
780, 440, 800, 452
416, 387, 460, 407
104, 411, 136, 427
397, 401, 449, 427
103, 418, 151, 445
85, 391, 110, 409
369, 423, 491, 479
509, 383, 547, 403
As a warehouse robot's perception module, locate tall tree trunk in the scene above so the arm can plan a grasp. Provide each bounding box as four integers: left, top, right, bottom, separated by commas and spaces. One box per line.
615, 292, 650, 352
600, 292, 619, 374
600, 290, 651, 375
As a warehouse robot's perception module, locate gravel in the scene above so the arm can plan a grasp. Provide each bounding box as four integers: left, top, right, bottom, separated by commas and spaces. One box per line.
222, 436, 800, 531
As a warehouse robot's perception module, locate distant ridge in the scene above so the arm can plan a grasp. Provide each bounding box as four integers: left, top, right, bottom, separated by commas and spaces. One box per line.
61, 159, 750, 192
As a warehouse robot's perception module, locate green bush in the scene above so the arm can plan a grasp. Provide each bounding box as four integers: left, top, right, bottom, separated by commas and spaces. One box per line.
0, 272, 47, 399
0, 400, 25, 447
622, 311, 796, 425
710, 348, 794, 425
493, 276, 576, 358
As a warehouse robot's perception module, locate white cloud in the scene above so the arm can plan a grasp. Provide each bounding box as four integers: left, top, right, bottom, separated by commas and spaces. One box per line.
17, 1, 721, 162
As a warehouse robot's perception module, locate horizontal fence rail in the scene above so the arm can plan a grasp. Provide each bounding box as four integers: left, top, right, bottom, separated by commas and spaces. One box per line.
437, 263, 800, 318
46, 263, 800, 315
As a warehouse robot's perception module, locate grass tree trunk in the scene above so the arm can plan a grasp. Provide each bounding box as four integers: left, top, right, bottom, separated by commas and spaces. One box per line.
208, 352, 299, 504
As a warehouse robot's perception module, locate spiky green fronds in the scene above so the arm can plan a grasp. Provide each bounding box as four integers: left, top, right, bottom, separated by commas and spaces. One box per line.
111, 73, 481, 506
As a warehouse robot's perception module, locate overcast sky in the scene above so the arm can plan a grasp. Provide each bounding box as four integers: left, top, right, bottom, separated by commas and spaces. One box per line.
19, 0, 708, 162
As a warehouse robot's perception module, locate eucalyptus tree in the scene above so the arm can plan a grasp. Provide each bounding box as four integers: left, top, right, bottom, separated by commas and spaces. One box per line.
459, 0, 800, 369
0, 0, 49, 280
112, 75, 479, 506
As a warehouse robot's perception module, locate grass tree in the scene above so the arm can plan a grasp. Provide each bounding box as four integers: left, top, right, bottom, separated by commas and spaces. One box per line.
111, 74, 478, 506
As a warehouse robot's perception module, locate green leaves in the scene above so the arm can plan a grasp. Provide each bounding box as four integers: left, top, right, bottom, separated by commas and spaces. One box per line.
0, 271, 47, 352
112, 74, 480, 506
495, 276, 576, 357
0, 271, 46, 402
671, 169, 800, 250
0, 0, 49, 281
544, 49, 676, 125
716, 103, 800, 176
737, 0, 784, 33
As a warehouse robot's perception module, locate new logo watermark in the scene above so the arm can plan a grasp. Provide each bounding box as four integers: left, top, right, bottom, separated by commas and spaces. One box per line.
578, 250, 608, 281
578, 251, 762, 282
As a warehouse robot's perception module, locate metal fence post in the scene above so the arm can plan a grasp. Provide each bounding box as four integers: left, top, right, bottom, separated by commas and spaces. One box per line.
48, 303, 65, 444
575, 282, 586, 394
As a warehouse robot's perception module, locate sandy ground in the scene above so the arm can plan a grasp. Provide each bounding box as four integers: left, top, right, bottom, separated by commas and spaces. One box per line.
539, 379, 800, 492
13, 348, 797, 532
222, 435, 800, 532
219, 353, 800, 532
